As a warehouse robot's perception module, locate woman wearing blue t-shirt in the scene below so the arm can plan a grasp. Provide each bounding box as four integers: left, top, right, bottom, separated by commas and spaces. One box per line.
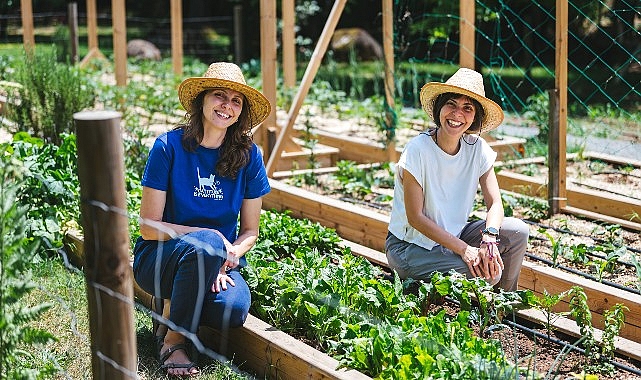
386, 68, 529, 293
132, 62, 271, 377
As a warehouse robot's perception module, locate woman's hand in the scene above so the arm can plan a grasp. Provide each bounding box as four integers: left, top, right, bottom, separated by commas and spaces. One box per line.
212, 266, 236, 293
461, 245, 483, 277
478, 241, 504, 280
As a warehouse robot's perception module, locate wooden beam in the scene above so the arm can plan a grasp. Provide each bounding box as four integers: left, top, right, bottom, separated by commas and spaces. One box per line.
459, 0, 475, 70
551, 0, 569, 211
282, 0, 296, 88
20, 0, 35, 54
170, 0, 183, 77
382, 0, 396, 162
86, 0, 99, 51
259, 0, 278, 152
112, 0, 127, 86
266, 0, 347, 176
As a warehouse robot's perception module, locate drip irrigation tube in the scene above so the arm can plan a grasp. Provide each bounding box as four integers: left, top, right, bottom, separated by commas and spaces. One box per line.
524, 253, 641, 295
500, 318, 641, 376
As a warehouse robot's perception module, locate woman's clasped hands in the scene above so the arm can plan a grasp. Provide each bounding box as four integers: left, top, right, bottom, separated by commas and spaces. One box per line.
462, 242, 504, 281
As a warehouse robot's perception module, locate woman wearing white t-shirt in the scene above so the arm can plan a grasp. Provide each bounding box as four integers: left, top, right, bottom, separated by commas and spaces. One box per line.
386, 68, 528, 291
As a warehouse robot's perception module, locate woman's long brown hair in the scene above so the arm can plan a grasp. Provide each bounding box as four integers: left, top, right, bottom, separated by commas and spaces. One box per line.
177, 90, 253, 179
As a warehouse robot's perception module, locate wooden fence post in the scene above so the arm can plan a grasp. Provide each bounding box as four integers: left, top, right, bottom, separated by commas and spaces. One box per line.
74, 110, 137, 380
459, 0, 475, 70
550, 0, 568, 214
170, 0, 183, 77
68, 2, 79, 64
112, 0, 128, 86
20, 0, 35, 54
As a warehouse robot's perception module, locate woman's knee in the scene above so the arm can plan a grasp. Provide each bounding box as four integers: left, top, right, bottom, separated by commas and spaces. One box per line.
502, 217, 529, 238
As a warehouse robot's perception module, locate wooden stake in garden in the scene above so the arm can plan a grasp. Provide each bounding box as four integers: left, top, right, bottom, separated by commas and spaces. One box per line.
74, 110, 137, 380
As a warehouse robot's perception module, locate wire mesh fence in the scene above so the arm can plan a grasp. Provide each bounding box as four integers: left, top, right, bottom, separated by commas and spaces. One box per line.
386, 0, 640, 161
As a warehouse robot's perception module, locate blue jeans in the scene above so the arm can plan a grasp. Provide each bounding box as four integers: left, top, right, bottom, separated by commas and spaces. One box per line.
133, 230, 251, 335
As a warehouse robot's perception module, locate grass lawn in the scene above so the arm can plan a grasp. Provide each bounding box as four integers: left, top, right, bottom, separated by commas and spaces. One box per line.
25, 255, 255, 379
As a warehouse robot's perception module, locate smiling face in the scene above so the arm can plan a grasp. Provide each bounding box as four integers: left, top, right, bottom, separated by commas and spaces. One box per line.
202, 88, 245, 130
433, 92, 485, 138
437, 95, 476, 138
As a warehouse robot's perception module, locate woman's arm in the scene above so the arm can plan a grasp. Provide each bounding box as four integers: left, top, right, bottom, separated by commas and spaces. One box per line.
226, 197, 262, 264
479, 167, 504, 235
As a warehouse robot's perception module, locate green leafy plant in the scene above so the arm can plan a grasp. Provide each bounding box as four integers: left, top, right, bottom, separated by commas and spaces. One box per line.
599, 303, 629, 374
537, 227, 565, 267
333, 160, 373, 197
0, 153, 57, 379
533, 289, 569, 337
563, 243, 590, 265
567, 286, 628, 374
590, 245, 626, 282
568, 286, 597, 363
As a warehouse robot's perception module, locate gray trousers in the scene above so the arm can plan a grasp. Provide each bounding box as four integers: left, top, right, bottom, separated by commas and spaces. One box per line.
385, 217, 529, 291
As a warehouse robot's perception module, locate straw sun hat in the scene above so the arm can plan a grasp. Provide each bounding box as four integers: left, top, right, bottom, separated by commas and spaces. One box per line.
419, 68, 504, 133
178, 62, 271, 128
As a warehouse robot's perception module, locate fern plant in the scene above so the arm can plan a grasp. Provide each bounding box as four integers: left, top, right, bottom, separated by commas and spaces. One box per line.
0, 153, 57, 379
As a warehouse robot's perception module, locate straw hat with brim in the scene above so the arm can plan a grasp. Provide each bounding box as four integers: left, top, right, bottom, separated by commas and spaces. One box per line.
178, 62, 271, 128
419, 68, 504, 133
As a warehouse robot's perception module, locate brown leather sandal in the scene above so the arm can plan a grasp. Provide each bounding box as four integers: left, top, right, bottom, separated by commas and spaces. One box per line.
159, 343, 199, 376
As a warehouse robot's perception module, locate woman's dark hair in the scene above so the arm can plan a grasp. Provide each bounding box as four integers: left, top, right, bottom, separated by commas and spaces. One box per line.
177, 90, 253, 179
432, 92, 485, 133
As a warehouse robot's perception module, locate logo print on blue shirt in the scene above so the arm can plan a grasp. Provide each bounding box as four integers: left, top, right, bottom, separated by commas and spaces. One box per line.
194, 167, 223, 199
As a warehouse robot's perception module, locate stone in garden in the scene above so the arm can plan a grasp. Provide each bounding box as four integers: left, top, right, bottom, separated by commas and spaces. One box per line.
127, 39, 161, 61
330, 28, 383, 62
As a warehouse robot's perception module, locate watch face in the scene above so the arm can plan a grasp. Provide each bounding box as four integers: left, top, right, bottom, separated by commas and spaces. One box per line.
485, 227, 499, 236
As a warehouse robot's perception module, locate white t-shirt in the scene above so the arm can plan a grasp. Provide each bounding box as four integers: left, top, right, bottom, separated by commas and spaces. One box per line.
388, 132, 497, 250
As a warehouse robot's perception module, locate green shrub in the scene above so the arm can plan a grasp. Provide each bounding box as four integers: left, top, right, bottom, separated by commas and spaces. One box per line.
6, 49, 95, 145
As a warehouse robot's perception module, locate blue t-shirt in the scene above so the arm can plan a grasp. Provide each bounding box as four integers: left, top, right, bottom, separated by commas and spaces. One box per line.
142, 129, 271, 246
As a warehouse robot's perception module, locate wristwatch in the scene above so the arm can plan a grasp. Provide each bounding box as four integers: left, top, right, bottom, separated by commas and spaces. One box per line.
482, 227, 500, 237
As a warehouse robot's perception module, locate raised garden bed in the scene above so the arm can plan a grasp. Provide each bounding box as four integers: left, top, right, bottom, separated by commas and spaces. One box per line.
64, 222, 641, 379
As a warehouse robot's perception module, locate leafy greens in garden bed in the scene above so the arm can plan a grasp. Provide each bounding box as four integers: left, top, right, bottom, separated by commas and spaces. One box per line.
245, 210, 535, 379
